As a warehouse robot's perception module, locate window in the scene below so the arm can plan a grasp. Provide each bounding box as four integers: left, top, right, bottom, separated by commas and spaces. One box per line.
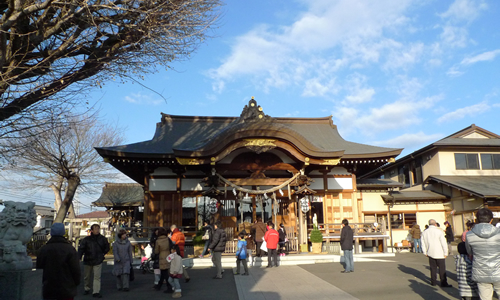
481, 154, 500, 170
455, 153, 479, 170
44, 220, 53, 228
413, 158, 423, 185
390, 213, 416, 229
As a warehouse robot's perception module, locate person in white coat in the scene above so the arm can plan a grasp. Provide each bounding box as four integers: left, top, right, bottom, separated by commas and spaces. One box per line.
421, 219, 452, 288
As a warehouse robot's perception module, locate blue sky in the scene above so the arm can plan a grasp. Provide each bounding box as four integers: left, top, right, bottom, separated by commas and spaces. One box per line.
95, 0, 499, 151
2, 0, 499, 213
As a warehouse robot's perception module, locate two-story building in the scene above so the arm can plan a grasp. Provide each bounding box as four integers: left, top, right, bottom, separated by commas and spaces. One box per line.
361, 124, 500, 242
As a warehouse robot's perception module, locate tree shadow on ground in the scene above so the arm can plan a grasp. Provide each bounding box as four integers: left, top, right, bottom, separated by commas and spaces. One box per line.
398, 263, 430, 284
400, 263, 460, 299
407, 279, 451, 300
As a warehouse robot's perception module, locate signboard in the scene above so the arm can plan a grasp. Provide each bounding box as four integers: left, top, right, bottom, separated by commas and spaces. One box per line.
208, 198, 218, 214
299, 197, 310, 213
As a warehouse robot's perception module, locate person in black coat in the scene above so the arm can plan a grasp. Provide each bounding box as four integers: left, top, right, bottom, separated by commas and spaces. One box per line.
444, 221, 454, 255
208, 221, 226, 279
340, 219, 354, 273
78, 224, 110, 298
37, 223, 81, 300
200, 221, 213, 258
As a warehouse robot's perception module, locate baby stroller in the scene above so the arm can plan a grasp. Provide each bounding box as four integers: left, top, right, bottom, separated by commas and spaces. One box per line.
140, 257, 154, 274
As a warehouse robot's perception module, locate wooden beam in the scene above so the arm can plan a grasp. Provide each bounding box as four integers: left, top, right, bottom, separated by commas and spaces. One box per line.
227, 178, 299, 186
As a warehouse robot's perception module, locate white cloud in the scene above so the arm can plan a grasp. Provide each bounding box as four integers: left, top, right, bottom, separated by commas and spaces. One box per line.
207, 0, 413, 92
437, 101, 490, 123
371, 132, 444, 149
440, 0, 487, 23
343, 74, 375, 104
334, 84, 443, 136
446, 66, 464, 77
461, 49, 500, 65
383, 42, 424, 70
437, 0, 487, 49
439, 25, 468, 48
302, 77, 338, 97
124, 92, 163, 105
345, 88, 375, 104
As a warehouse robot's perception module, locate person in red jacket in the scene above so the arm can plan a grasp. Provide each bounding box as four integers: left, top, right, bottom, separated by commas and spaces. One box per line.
264, 222, 280, 268
170, 226, 186, 257
170, 225, 190, 283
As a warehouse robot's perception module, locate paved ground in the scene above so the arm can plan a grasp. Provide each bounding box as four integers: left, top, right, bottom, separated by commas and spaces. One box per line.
23, 253, 499, 300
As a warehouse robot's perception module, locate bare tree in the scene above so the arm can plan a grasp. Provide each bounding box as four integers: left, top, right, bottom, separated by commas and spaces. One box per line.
0, 0, 222, 123
3, 110, 124, 222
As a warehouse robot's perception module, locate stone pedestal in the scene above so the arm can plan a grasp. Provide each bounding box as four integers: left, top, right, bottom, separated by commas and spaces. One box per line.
0, 270, 38, 300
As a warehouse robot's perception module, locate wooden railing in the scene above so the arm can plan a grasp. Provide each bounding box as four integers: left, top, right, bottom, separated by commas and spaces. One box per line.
306, 222, 389, 254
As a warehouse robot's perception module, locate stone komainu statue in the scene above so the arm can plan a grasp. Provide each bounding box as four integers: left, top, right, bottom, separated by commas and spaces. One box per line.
0, 201, 37, 271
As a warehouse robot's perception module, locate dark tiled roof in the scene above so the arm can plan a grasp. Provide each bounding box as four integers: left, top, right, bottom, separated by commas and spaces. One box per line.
425, 175, 500, 198
381, 190, 447, 201
97, 102, 401, 159
92, 183, 144, 207
356, 178, 404, 188
76, 211, 110, 219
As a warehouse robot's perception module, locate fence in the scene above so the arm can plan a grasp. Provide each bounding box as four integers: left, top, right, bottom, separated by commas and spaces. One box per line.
26, 232, 48, 255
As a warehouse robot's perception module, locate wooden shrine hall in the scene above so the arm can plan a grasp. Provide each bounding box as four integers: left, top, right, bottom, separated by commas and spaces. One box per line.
95, 98, 402, 247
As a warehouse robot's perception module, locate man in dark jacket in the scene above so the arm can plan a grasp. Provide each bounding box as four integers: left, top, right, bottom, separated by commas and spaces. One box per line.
37, 223, 80, 300
78, 224, 110, 298
410, 223, 422, 253
208, 221, 226, 279
444, 221, 454, 255
340, 219, 354, 273
466, 208, 500, 300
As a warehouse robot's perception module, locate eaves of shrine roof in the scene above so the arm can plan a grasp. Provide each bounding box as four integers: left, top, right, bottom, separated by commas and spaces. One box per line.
96, 99, 402, 160
356, 178, 404, 189
381, 190, 448, 201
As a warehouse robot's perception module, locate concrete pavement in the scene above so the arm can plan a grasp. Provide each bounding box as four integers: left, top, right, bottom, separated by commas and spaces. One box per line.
23, 252, 500, 300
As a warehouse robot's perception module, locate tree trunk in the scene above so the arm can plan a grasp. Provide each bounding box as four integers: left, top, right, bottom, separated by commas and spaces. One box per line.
50, 179, 64, 213
51, 179, 76, 219
54, 175, 81, 223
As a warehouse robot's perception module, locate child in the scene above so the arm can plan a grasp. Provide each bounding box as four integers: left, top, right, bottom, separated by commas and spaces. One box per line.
167, 244, 183, 298
455, 242, 479, 300
141, 243, 153, 264
235, 233, 249, 275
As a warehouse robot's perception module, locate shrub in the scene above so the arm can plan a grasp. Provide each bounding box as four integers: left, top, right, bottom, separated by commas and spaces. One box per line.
310, 226, 323, 243
192, 229, 206, 246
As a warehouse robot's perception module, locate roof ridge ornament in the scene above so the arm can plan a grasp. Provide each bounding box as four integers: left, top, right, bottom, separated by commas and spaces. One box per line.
238, 97, 272, 123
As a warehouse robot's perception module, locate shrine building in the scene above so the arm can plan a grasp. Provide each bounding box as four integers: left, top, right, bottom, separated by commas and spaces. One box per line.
96, 98, 418, 249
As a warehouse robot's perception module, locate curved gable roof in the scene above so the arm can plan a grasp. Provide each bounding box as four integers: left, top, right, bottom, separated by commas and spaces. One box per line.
96, 99, 401, 160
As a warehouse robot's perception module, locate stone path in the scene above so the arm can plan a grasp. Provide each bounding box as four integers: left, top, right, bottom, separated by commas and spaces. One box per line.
234, 265, 359, 300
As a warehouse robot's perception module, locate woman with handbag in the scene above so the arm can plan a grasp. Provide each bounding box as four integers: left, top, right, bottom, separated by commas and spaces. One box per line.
252, 217, 267, 257
150, 228, 161, 288
200, 221, 213, 258
112, 229, 133, 292
154, 227, 174, 293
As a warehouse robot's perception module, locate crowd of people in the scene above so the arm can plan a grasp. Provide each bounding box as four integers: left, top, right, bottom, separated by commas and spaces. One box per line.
409, 208, 500, 300
34, 210, 500, 300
